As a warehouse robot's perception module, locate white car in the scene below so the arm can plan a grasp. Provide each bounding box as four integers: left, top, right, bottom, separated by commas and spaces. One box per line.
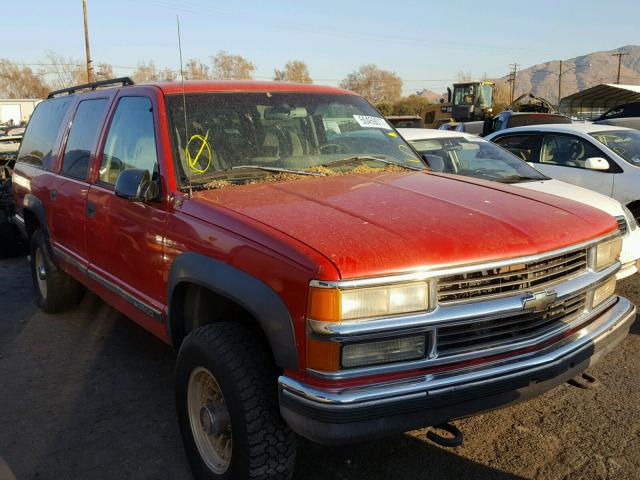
485, 124, 640, 221
399, 128, 640, 279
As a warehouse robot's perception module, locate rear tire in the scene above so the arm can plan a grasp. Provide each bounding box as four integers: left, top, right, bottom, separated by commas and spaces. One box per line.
176, 322, 297, 480
30, 229, 85, 313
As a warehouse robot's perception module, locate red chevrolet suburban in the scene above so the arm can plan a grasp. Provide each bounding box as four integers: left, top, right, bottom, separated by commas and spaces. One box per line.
11, 78, 635, 479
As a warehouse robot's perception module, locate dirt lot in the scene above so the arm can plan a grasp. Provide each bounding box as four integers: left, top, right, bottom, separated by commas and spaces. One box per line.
0, 255, 639, 480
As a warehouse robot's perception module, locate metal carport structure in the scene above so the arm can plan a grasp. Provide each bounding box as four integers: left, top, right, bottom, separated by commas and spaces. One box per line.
559, 84, 640, 119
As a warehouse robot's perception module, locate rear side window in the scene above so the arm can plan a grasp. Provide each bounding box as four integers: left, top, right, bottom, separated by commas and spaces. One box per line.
509, 115, 571, 128
98, 97, 158, 186
61, 99, 109, 180
17, 97, 72, 169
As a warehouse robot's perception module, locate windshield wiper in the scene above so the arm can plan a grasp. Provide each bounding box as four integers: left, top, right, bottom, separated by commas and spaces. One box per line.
231, 165, 326, 177
495, 175, 543, 183
319, 155, 425, 171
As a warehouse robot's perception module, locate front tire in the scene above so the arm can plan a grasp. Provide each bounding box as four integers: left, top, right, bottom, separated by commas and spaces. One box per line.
176, 322, 297, 480
30, 229, 85, 313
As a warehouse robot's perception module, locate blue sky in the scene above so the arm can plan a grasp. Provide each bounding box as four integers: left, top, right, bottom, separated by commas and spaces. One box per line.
8, 0, 640, 94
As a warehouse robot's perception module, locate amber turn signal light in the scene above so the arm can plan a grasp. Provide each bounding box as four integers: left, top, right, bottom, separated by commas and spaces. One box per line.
308, 287, 341, 322
306, 338, 340, 372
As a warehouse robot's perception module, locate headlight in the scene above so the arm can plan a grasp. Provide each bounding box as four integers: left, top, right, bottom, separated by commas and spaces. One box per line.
622, 205, 638, 231
594, 237, 622, 271
593, 276, 616, 308
308, 281, 429, 322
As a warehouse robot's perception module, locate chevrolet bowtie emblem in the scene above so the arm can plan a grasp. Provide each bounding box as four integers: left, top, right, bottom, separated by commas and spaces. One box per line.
522, 290, 557, 312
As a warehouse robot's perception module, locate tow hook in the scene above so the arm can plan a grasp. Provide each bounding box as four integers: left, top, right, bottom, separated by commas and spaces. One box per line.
426, 422, 464, 448
567, 372, 600, 390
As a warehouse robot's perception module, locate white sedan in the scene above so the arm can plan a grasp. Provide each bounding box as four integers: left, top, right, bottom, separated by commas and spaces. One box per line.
399, 128, 640, 279
485, 124, 640, 220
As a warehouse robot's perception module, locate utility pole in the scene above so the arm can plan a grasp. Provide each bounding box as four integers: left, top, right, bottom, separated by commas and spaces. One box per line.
82, 0, 93, 83
557, 59, 563, 107
507, 63, 519, 104
612, 52, 628, 84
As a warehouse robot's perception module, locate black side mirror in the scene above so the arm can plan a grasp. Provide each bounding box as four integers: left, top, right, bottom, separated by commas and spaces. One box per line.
115, 169, 158, 202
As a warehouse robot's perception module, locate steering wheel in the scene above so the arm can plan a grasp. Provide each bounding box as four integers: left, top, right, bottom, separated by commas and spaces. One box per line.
318, 143, 349, 154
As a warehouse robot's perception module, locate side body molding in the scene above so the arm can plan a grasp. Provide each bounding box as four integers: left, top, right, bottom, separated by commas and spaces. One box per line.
167, 252, 299, 369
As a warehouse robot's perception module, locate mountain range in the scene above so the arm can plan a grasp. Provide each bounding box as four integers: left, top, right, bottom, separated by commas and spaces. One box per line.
504, 45, 640, 104
417, 46, 640, 105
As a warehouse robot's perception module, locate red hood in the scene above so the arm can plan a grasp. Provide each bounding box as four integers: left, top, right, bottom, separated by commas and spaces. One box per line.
192, 171, 617, 279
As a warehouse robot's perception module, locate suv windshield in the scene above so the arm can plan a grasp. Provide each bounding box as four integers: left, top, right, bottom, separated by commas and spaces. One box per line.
166, 92, 425, 188
591, 129, 640, 166
409, 135, 547, 183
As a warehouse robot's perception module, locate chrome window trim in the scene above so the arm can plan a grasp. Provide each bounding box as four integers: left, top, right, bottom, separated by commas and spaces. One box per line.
309, 231, 620, 290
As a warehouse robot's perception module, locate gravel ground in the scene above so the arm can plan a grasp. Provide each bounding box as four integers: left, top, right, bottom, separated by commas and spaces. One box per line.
0, 255, 638, 480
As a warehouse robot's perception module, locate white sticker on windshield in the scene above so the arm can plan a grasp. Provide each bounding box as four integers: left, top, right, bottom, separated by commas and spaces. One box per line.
353, 115, 392, 130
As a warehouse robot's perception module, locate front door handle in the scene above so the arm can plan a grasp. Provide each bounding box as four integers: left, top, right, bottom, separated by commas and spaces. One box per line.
87, 201, 96, 218
50, 189, 57, 201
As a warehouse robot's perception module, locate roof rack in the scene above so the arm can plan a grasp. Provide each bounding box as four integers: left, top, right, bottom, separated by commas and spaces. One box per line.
47, 77, 135, 99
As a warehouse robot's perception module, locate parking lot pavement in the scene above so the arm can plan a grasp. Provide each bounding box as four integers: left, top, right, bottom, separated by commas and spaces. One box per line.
1, 255, 639, 480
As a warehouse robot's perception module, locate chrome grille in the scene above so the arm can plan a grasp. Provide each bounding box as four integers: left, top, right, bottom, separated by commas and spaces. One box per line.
615, 215, 628, 236
437, 250, 588, 304
437, 292, 587, 355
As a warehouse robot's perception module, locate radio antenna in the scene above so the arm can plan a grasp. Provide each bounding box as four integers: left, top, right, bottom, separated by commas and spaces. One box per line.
176, 14, 192, 197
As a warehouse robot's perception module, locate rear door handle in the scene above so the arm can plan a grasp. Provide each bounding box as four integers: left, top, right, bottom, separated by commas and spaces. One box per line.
50, 189, 57, 201
87, 201, 96, 218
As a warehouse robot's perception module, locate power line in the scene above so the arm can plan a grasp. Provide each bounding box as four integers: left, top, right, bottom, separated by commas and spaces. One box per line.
136, 0, 556, 55
5, 62, 458, 84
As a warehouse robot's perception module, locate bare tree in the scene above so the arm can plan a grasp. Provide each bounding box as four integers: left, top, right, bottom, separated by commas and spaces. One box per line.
456, 70, 473, 83
211, 51, 255, 80
184, 59, 210, 80
392, 95, 432, 116
132, 61, 159, 82
0, 59, 49, 98
94, 63, 114, 81
274, 60, 312, 83
340, 64, 403, 104
43, 51, 85, 89
158, 67, 177, 81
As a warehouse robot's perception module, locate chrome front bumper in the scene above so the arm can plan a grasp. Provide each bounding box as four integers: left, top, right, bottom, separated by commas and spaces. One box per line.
279, 296, 636, 444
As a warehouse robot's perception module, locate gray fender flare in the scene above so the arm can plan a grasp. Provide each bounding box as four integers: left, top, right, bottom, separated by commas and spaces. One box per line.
22, 193, 57, 269
167, 252, 299, 370
22, 193, 47, 235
